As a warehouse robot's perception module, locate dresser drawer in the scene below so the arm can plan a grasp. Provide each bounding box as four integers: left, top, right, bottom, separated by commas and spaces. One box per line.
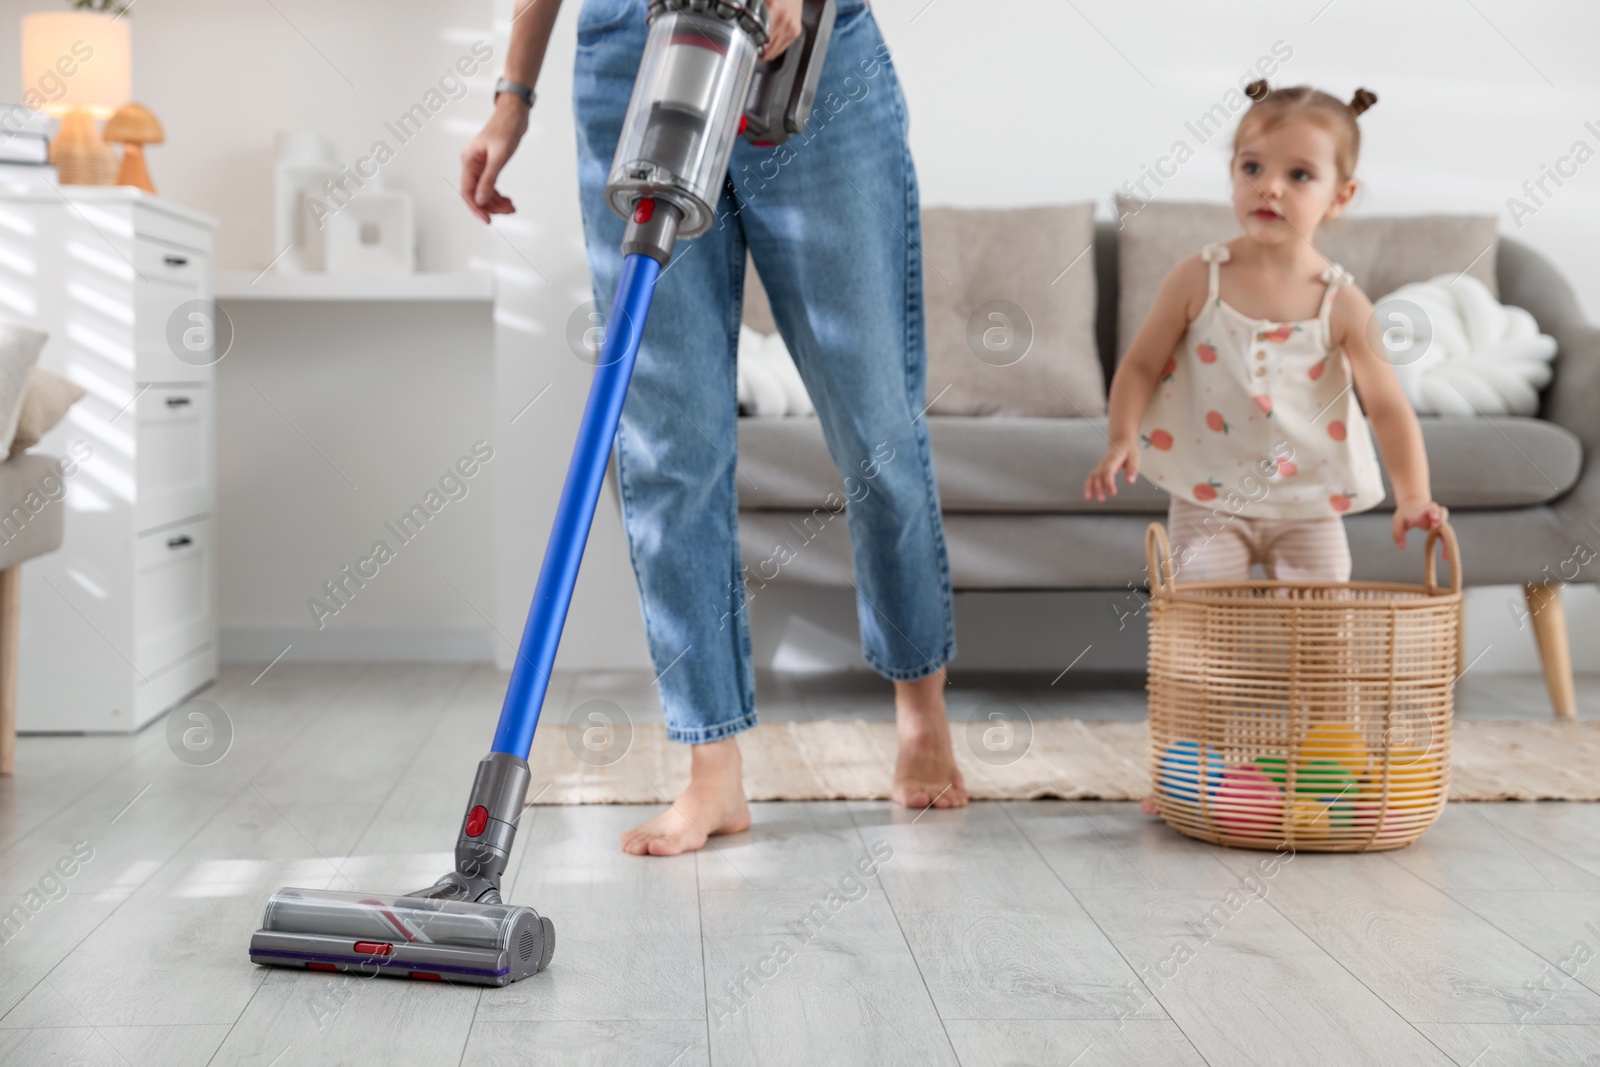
135, 516, 214, 676
132, 205, 211, 257
135, 238, 208, 287
135, 279, 216, 382
136, 384, 212, 531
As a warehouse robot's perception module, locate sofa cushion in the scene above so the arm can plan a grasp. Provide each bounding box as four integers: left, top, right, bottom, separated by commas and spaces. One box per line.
919, 204, 1103, 417
1114, 198, 1501, 362
1391, 416, 1581, 508
10, 368, 86, 456
737, 414, 1580, 513
738, 508, 1585, 589
740, 205, 1104, 418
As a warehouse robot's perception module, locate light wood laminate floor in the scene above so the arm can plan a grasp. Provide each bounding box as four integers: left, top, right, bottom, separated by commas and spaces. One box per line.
1, 662, 1597, 1066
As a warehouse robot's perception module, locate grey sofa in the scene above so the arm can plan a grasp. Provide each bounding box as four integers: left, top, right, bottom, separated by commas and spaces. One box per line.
734, 217, 1595, 719
0, 451, 65, 772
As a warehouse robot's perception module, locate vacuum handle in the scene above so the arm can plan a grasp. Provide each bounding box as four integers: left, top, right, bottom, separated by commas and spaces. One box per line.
742, 0, 836, 145
489, 251, 667, 760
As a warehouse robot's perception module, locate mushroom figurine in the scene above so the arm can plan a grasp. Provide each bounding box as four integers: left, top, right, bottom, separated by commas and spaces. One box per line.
103, 103, 164, 194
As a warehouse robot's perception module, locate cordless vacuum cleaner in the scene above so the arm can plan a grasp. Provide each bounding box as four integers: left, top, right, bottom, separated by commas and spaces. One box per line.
248, 0, 836, 988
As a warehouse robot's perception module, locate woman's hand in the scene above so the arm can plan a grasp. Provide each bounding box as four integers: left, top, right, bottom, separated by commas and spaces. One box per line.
1392, 496, 1448, 550
764, 0, 803, 60
460, 97, 530, 224
1084, 440, 1139, 502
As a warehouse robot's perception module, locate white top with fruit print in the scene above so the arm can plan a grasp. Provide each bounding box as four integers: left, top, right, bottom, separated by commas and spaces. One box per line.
1135, 242, 1386, 519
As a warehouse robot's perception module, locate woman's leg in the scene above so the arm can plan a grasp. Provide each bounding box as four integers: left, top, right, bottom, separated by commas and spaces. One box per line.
574, 8, 754, 854
735, 1, 963, 807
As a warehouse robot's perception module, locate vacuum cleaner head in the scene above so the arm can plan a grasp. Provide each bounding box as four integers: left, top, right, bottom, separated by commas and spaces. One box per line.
249, 888, 554, 987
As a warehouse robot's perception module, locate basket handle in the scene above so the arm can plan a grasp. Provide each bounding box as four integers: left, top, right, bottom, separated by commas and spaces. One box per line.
1423, 521, 1462, 595
1145, 522, 1176, 595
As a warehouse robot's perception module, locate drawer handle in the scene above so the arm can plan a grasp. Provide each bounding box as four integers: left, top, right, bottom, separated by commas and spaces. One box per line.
167, 535, 193, 550
165, 395, 192, 408
163, 254, 189, 267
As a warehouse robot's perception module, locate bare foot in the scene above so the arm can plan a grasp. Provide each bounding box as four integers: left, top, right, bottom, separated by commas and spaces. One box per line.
621, 737, 751, 856
1139, 793, 1160, 815
891, 670, 968, 809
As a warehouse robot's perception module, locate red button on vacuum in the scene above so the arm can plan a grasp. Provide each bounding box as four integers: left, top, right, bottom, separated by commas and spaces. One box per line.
353, 941, 392, 956
465, 805, 489, 837
306, 962, 337, 972
633, 197, 655, 224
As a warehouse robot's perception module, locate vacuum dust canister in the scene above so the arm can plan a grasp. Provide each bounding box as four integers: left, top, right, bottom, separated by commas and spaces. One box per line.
604, 4, 765, 238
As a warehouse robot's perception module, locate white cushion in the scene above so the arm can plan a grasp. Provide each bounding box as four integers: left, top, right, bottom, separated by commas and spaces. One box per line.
737, 324, 814, 418
1372, 273, 1556, 416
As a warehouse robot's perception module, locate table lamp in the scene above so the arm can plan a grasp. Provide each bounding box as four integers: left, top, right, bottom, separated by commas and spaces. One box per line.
20, 11, 131, 185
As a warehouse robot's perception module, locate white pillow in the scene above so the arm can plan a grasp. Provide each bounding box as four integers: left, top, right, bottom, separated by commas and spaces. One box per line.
736, 324, 814, 417
1371, 274, 1556, 416
0, 321, 49, 453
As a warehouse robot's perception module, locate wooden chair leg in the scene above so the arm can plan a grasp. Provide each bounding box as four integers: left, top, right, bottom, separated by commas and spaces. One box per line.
0, 566, 18, 775
1524, 581, 1578, 720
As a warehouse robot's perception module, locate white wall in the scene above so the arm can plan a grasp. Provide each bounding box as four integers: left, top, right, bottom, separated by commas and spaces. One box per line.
5, 0, 1591, 673
213, 300, 498, 662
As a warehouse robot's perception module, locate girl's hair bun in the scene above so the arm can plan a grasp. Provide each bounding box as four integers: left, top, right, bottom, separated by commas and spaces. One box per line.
1244, 79, 1271, 102
1348, 88, 1378, 117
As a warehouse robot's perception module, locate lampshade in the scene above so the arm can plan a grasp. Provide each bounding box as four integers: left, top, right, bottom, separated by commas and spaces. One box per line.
20, 12, 131, 118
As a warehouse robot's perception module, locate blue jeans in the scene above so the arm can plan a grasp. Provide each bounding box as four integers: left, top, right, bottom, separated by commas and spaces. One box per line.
573, 0, 956, 743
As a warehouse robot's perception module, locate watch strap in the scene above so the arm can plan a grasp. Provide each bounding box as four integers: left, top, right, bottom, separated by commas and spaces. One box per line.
494, 77, 535, 108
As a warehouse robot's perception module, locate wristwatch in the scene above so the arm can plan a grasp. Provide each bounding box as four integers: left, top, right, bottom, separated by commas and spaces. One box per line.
494, 76, 535, 109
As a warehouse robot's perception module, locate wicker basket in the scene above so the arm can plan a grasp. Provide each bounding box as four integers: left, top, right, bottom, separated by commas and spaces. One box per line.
1144, 520, 1462, 852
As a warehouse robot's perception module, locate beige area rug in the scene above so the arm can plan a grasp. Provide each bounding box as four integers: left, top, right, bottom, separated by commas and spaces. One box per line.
526, 719, 1600, 804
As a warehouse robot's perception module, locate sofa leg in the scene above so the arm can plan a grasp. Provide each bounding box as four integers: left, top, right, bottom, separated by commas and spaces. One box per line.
0, 566, 17, 775
1523, 581, 1577, 720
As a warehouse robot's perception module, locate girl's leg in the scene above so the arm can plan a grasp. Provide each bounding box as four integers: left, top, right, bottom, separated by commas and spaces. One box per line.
1165, 496, 1256, 583
575, 9, 754, 854
1260, 518, 1356, 734
735, 1, 962, 807
1260, 518, 1353, 583
1145, 497, 1256, 814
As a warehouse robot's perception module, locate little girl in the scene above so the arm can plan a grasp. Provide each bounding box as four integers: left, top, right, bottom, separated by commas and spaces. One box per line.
1085, 81, 1450, 814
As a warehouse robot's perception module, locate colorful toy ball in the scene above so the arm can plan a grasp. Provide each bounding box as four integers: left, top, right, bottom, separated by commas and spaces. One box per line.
1213, 763, 1285, 835
1299, 723, 1372, 778
1156, 741, 1226, 803
1360, 745, 1445, 835
1384, 745, 1443, 790
1253, 754, 1359, 832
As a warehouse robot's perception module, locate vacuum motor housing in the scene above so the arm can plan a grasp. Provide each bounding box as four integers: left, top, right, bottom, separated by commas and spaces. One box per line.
605, 0, 835, 239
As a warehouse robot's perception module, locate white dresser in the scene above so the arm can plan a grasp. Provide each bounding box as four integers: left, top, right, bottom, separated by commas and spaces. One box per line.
10, 186, 218, 732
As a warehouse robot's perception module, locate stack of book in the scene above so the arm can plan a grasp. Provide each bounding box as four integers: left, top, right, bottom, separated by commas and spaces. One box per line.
0, 105, 59, 188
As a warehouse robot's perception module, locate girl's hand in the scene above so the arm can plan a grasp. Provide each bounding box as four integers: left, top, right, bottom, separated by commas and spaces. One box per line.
1084, 441, 1139, 502
1393, 497, 1448, 550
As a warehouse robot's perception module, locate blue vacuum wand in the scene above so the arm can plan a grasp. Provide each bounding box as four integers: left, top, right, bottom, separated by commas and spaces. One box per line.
249, 0, 835, 987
